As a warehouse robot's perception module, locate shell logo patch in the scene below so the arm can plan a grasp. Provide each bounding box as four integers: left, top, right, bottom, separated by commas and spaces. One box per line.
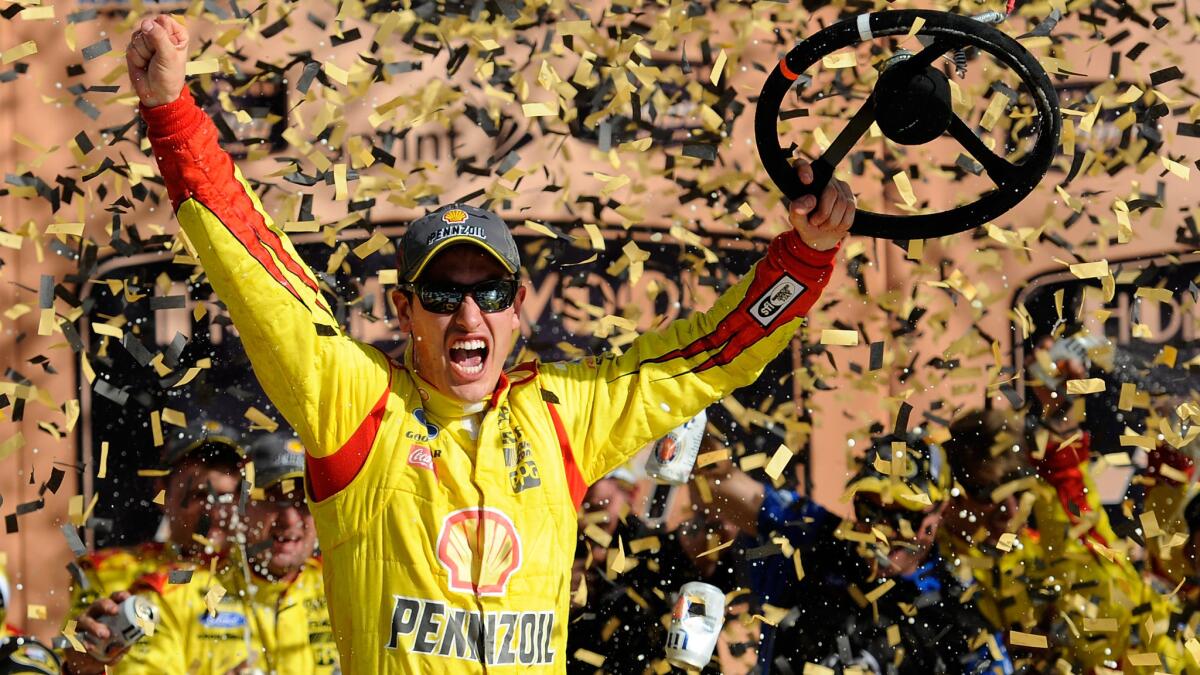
436, 507, 521, 596
442, 208, 469, 224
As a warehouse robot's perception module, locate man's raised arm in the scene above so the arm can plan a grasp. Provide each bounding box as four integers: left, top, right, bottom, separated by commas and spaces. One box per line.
540, 167, 855, 486
128, 16, 388, 487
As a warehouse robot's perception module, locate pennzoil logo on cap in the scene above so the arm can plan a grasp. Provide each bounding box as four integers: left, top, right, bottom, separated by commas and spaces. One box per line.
436, 507, 521, 596
442, 208, 469, 224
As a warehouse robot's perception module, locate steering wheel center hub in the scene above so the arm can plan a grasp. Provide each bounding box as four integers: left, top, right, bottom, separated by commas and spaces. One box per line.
874, 57, 953, 145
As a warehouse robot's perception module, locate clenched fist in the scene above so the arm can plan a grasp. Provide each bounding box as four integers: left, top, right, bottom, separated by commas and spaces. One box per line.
126, 15, 189, 108
788, 161, 856, 251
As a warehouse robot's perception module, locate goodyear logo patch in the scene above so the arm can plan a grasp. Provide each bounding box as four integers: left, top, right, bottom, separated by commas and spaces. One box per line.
386, 595, 556, 666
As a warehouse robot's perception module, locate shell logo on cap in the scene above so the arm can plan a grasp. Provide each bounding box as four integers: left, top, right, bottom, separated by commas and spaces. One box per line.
441, 208, 469, 224
436, 507, 521, 596
285, 439, 304, 454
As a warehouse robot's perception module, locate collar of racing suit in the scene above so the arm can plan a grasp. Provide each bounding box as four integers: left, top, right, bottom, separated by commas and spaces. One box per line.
404, 347, 495, 429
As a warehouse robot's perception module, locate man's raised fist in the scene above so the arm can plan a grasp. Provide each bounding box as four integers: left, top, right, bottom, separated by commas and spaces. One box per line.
126, 15, 189, 108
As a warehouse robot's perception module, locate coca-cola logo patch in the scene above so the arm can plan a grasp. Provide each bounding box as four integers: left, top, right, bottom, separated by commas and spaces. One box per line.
408, 444, 435, 472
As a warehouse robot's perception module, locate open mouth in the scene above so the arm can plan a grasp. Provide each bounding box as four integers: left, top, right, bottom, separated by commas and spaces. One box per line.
448, 338, 489, 376
272, 533, 303, 554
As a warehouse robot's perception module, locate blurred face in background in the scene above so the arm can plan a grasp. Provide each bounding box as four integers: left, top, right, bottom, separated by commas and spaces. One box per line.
247, 481, 316, 580
161, 456, 243, 558
944, 488, 1025, 553
681, 482, 743, 579
853, 495, 944, 578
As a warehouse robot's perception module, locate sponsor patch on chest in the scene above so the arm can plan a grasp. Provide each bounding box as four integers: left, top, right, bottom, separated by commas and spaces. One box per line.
386, 595, 556, 666
408, 444, 435, 473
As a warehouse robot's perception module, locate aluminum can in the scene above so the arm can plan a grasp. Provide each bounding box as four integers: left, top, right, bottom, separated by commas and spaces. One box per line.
665, 581, 726, 670
85, 595, 159, 662
645, 410, 707, 485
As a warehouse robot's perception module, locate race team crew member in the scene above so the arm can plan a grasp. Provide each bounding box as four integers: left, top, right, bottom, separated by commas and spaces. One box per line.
940, 409, 1186, 672
126, 14, 856, 673
62, 420, 246, 674
71, 431, 338, 675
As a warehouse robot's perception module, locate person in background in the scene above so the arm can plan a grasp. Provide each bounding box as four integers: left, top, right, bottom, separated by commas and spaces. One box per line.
0, 563, 61, 674
568, 473, 667, 675
126, 13, 855, 673
61, 420, 246, 674
568, 438, 759, 674
701, 432, 1011, 674
940, 408, 1186, 673
66, 431, 338, 675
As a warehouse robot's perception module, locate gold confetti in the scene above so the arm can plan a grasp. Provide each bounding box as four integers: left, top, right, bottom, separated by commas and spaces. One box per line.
521, 102, 559, 118
1065, 378, 1105, 394
204, 583, 226, 618
696, 448, 730, 468
245, 407, 279, 432
98, 441, 109, 479
1126, 653, 1161, 667
63, 620, 87, 652
2, 41, 37, 64
764, 445, 794, 480
892, 170, 916, 207
711, 49, 728, 86
821, 52, 856, 69
820, 329, 859, 346
1083, 617, 1119, 632
185, 59, 220, 76
1010, 631, 1049, 648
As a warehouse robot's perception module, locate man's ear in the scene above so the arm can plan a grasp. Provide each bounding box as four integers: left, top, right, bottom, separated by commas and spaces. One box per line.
510, 284, 527, 331
392, 289, 413, 333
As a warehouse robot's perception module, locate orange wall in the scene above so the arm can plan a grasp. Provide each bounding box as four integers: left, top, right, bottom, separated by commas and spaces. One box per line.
1, 1, 1197, 640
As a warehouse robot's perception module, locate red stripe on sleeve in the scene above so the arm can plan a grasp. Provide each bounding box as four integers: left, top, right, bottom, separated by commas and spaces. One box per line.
306, 369, 393, 502
546, 401, 587, 509
644, 230, 838, 372
141, 89, 331, 315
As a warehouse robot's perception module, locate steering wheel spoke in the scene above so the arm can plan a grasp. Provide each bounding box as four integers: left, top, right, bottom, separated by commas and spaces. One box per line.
799, 96, 877, 197
946, 114, 1017, 186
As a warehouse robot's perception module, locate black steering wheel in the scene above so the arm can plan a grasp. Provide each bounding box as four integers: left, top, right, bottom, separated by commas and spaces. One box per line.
755, 9, 1061, 239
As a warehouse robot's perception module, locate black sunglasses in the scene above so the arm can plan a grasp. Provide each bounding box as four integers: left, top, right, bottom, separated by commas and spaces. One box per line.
401, 278, 518, 314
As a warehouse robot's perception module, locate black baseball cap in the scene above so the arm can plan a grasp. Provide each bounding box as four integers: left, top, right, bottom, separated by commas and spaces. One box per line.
162, 420, 246, 467
248, 432, 306, 490
398, 204, 521, 282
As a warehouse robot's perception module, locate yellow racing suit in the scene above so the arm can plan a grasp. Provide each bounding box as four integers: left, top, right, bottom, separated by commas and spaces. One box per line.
63, 543, 177, 633
142, 88, 838, 674
115, 557, 337, 674
944, 431, 1188, 672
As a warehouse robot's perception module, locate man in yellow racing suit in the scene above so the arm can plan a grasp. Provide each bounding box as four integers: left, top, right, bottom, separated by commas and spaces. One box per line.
75, 431, 338, 675
126, 13, 856, 673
